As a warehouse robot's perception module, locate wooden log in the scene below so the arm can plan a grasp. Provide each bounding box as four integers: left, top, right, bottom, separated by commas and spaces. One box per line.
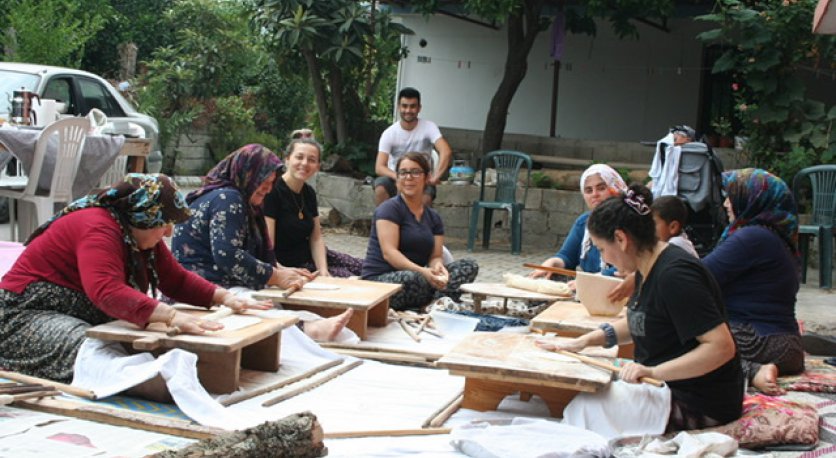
152, 412, 325, 457
0, 370, 96, 399
262, 360, 363, 407
220, 359, 343, 406
324, 427, 452, 439
422, 391, 464, 428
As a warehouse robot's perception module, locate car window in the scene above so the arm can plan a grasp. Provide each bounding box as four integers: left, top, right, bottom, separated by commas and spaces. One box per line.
42, 78, 77, 115
77, 77, 126, 118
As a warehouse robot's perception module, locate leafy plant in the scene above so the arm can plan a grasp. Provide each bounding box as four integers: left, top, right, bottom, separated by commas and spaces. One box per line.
697, 0, 836, 181
531, 171, 554, 189
711, 116, 732, 137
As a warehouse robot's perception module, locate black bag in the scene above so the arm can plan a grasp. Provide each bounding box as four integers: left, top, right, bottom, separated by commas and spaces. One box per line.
676, 142, 727, 256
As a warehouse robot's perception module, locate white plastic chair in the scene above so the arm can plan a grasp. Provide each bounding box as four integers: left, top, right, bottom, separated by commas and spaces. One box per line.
97, 154, 129, 188
0, 118, 89, 240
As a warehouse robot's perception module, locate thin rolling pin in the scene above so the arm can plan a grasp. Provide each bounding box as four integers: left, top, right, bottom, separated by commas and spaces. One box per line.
553, 349, 664, 387
282, 270, 320, 298
0, 370, 96, 399
522, 263, 578, 278
0, 390, 61, 406
262, 359, 363, 407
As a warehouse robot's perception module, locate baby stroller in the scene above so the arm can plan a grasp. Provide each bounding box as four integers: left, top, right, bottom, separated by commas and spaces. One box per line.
675, 141, 728, 256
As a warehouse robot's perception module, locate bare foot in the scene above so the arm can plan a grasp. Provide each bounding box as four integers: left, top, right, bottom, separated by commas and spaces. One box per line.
303, 309, 354, 342
753, 363, 784, 395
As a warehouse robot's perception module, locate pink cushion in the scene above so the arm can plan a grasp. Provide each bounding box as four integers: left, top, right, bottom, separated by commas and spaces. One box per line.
709, 394, 819, 448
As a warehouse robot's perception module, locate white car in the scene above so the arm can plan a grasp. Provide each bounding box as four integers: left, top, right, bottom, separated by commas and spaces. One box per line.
0, 62, 162, 172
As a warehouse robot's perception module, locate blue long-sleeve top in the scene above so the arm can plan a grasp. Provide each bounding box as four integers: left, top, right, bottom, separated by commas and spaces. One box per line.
554, 212, 616, 276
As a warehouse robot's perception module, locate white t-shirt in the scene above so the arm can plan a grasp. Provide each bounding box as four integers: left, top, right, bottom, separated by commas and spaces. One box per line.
669, 234, 699, 258
378, 119, 442, 171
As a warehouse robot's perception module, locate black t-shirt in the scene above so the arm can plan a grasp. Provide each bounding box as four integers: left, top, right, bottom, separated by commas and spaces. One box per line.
631, 245, 743, 424
263, 178, 319, 267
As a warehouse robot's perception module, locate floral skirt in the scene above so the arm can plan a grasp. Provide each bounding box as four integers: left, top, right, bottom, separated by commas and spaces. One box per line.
366, 258, 479, 311
0, 282, 110, 382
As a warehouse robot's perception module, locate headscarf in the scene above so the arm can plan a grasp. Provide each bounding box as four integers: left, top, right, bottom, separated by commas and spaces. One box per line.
720, 168, 799, 257
580, 164, 628, 266
26, 173, 191, 295
186, 144, 282, 264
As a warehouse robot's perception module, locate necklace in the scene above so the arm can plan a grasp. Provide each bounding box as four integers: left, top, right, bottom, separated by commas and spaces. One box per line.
291, 189, 304, 220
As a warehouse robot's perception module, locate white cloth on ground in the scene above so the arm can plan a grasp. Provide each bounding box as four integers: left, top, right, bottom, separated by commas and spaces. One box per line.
649, 133, 682, 198
450, 417, 611, 457
562, 380, 672, 440
643, 431, 738, 457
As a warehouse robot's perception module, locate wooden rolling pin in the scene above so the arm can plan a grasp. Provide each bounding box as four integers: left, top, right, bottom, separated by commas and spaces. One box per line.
282, 270, 320, 298
0, 390, 61, 405
523, 263, 578, 278
551, 349, 664, 387
0, 370, 96, 399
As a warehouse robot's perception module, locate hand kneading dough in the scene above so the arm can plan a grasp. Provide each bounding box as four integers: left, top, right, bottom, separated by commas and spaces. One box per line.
503, 273, 571, 296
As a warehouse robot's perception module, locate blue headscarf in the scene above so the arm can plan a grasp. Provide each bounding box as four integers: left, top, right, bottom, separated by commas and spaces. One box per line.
720, 168, 799, 257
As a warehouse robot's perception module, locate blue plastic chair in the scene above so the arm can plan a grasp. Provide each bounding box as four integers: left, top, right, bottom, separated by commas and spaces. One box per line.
792, 165, 836, 289
466, 150, 532, 255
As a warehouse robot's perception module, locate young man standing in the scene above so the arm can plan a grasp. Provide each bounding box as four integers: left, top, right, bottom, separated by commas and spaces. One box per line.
374, 87, 453, 207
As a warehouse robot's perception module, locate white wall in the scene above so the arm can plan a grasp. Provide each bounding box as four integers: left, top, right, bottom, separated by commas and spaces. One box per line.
397, 14, 711, 142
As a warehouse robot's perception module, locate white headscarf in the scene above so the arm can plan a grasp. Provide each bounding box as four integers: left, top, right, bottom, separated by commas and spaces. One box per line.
579, 164, 628, 268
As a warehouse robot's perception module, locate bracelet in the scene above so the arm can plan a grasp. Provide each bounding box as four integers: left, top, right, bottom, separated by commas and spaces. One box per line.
164, 308, 177, 328
599, 323, 617, 348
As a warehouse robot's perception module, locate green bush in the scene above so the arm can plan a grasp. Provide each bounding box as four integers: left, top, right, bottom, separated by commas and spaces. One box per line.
531, 172, 554, 189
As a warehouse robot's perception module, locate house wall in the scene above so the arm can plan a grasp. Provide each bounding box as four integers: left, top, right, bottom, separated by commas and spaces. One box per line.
397, 14, 712, 142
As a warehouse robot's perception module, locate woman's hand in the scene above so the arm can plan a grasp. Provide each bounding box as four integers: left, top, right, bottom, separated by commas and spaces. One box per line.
220, 293, 272, 313
170, 311, 223, 335
530, 257, 561, 279
422, 266, 448, 290
619, 362, 656, 384
270, 267, 305, 290
607, 273, 636, 302
535, 336, 588, 354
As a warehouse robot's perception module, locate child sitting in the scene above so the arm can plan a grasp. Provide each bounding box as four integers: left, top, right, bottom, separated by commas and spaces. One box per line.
651, 196, 698, 258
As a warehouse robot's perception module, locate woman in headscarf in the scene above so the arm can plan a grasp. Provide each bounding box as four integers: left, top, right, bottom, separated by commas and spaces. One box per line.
703, 168, 804, 394
531, 163, 628, 278
0, 174, 269, 384
172, 144, 351, 341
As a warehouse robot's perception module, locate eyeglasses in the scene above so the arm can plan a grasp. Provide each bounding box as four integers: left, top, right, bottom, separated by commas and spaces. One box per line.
397, 169, 425, 179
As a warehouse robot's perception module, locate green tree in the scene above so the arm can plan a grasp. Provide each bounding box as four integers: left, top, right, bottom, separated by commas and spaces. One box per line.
1, 0, 109, 67
698, 0, 836, 181
250, 0, 412, 146
413, 0, 673, 153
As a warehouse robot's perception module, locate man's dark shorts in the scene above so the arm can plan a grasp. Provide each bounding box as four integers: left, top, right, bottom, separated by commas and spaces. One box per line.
373, 176, 437, 200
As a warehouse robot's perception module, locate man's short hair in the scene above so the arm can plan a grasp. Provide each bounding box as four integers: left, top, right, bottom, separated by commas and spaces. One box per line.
651, 195, 689, 225
398, 87, 421, 103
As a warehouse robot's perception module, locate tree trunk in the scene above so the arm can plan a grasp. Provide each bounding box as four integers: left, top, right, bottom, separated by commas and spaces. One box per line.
329, 68, 348, 144
153, 412, 325, 458
481, 0, 546, 154
301, 46, 335, 144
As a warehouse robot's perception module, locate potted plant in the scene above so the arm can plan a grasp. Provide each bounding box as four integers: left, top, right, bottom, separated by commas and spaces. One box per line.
711, 117, 734, 147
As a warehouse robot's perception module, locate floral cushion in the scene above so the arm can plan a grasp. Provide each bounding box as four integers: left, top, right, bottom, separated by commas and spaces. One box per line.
708, 394, 819, 448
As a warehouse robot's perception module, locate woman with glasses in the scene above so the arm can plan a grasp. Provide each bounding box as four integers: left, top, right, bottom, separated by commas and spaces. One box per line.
264, 138, 363, 278
362, 152, 478, 311
531, 164, 627, 278
539, 184, 742, 436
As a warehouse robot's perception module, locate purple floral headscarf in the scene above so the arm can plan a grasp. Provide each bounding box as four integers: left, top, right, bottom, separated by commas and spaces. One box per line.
187, 144, 282, 264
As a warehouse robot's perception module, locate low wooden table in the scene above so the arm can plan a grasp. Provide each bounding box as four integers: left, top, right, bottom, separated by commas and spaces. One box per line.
460, 282, 570, 314
253, 277, 402, 340
436, 332, 615, 417
531, 301, 633, 358
86, 310, 298, 394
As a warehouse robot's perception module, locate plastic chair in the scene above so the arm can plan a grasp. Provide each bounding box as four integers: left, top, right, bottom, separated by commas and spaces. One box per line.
0, 118, 88, 241
792, 164, 836, 289
466, 150, 532, 255
97, 154, 129, 188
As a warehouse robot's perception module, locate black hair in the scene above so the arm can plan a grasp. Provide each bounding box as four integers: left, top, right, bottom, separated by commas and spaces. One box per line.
285, 138, 322, 160
587, 183, 657, 253
651, 195, 689, 226
398, 87, 421, 103
395, 152, 431, 175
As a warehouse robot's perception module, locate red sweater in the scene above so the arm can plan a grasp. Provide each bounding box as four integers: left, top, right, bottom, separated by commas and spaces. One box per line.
0, 208, 216, 326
